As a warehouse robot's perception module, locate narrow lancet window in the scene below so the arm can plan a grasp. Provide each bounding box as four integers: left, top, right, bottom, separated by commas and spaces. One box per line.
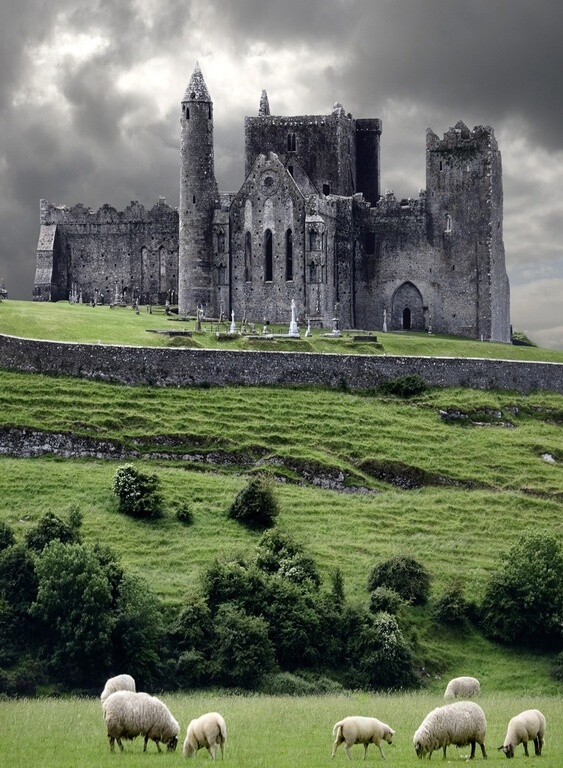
285, 229, 293, 281
264, 229, 273, 281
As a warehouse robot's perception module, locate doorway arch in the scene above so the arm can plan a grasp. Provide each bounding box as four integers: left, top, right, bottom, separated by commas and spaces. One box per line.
391, 282, 424, 330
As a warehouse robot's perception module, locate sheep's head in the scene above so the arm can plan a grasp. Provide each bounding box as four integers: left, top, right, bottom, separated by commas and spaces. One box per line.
166, 736, 178, 752
384, 728, 396, 745
498, 744, 514, 758
414, 741, 426, 759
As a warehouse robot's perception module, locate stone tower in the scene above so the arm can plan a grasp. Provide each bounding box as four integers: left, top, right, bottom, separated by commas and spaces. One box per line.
178, 63, 219, 316
426, 122, 510, 342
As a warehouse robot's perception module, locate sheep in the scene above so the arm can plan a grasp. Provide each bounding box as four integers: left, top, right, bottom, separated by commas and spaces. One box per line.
103, 690, 180, 753
498, 709, 546, 758
413, 700, 487, 760
183, 712, 227, 759
444, 676, 480, 699
332, 716, 396, 760
100, 673, 136, 705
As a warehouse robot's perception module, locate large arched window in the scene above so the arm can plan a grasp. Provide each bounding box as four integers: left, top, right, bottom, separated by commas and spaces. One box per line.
285, 229, 293, 281
244, 231, 252, 282
264, 229, 273, 282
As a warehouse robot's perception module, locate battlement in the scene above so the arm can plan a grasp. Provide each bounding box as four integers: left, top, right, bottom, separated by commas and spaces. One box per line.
39, 198, 178, 226
427, 121, 498, 153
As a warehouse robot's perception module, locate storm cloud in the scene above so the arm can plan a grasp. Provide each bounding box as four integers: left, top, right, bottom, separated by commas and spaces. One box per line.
1, 0, 561, 347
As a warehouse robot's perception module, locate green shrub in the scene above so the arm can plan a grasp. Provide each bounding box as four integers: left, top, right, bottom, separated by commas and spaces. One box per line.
176, 503, 194, 525
432, 580, 475, 627
369, 586, 406, 615
481, 532, 563, 649
112, 464, 163, 519
347, 611, 417, 690
0, 521, 15, 552
228, 476, 279, 529
367, 555, 431, 605
551, 651, 563, 682
379, 374, 428, 398
202, 557, 268, 614
255, 529, 320, 587
25, 511, 80, 552
213, 603, 276, 688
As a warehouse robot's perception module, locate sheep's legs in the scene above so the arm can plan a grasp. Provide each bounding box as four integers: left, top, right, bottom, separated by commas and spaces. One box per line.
523, 741, 529, 757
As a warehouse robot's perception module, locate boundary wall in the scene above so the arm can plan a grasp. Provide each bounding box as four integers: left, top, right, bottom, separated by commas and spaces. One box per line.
0, 333, 561, 393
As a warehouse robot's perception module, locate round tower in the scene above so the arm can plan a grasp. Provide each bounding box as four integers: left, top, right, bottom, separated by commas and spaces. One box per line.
178, 62, 219, 316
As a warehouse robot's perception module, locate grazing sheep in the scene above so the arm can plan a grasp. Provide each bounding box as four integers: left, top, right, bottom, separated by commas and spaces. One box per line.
332, 716, 396, 760
499, 709, 546, 758
444, 676, 480, 699
100, 673, 136, 705
103, 690, 179, 753
413, 700, 487, 760
183, 712, 227, 759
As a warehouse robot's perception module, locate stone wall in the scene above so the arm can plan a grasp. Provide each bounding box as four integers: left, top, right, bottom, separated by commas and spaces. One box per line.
1, 333, 561, 394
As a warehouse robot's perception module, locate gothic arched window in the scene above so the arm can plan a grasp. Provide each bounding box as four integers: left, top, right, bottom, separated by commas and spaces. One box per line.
285, 229, 293, 281
244, 231, 252, 282
264, 229, 273, 282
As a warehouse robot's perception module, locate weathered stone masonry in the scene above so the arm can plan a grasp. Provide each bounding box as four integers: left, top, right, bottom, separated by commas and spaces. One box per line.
34, 64, 510, 344
1, 333, 561, 394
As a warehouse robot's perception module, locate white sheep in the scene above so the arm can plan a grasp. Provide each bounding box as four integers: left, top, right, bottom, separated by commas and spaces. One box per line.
332, 716, 396, 760
183, 711, 227, 759
499, 709, 546, 758
413, 700, 487, 760
444, 676, 480, 699
103, 690, 180, 753
100, 673, 136, 704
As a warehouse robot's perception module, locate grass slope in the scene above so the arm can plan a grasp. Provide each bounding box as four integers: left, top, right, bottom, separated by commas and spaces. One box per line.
0, 368, 561, 692
2, 299, 563, 361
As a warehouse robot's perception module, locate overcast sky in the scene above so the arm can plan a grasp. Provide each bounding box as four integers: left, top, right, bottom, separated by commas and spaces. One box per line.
1, 0, 562, 348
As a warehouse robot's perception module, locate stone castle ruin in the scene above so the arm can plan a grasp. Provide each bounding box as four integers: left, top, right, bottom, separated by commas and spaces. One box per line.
34, 63, 510, 341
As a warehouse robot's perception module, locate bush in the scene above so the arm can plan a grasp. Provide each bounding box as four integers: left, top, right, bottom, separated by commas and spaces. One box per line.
367, 555, 431, 605
432, 580, 474, 627
481, 532, 563, 649
348, 611, 417, 690
213, 604, 276, 688
379, 374, 428, 398
228, 476, 279, 529
112, 464, 163, 519
176, 504, 194, 525
369, 586, 406, 615
25, 511, 80, 552
0, 521, 15, 552
551, 651, 563, 682
255, 529, 320, 587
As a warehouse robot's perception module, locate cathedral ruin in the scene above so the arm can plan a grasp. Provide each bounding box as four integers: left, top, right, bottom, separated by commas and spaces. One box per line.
34, 63, 510, 341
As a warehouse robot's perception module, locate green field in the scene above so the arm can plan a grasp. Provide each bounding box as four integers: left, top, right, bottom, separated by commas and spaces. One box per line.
1, 692, 561, 768
2, 299, 563, 361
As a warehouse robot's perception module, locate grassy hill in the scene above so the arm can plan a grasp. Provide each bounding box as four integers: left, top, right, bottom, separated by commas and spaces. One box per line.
2, 299, 563, 361
0, 359, 561, 693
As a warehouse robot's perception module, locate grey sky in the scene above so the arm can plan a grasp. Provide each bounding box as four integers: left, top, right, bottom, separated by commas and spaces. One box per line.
1, 0, 561, 347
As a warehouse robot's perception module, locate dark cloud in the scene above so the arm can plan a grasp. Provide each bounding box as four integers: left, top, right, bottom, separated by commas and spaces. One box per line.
0, 0, 562, 348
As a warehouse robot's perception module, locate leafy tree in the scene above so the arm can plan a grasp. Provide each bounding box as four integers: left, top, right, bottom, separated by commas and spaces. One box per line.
167, 596, 215, 687
202, 557, 268, 614
228, 476, 279, 529
0, 521, 15, 551
367, 555, 431, 605
432, 580, 474, 627
112, 464, 163, 519
369, 586, 406, 616
348, 611, 417, 690
481, 532, 563, 648
255, 529, 320, 587
213, 603, 276, 688
25, 510, 80, 552
0, 543, 38, 609
30, 541, 114, 685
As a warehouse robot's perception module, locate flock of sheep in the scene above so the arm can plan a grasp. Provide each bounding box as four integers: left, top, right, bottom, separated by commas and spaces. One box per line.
100, 673, 547, 760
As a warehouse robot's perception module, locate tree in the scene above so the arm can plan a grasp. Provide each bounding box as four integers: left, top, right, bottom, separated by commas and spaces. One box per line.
481, 532, 563, 649
25, 510, 80, 552
255, 529, 320, 587
367, 555, 431, 605
30, 541, 114, 685
0, 521, 15, 551
213, 604, 276, 688
228, 476, 279, 529
112, 464, 163, 519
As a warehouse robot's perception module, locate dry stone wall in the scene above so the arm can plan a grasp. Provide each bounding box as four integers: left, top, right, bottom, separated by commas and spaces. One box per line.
0, 333, 561, 393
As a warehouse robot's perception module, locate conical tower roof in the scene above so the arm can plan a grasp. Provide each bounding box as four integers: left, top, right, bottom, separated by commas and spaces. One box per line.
182, 61, 211, 102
